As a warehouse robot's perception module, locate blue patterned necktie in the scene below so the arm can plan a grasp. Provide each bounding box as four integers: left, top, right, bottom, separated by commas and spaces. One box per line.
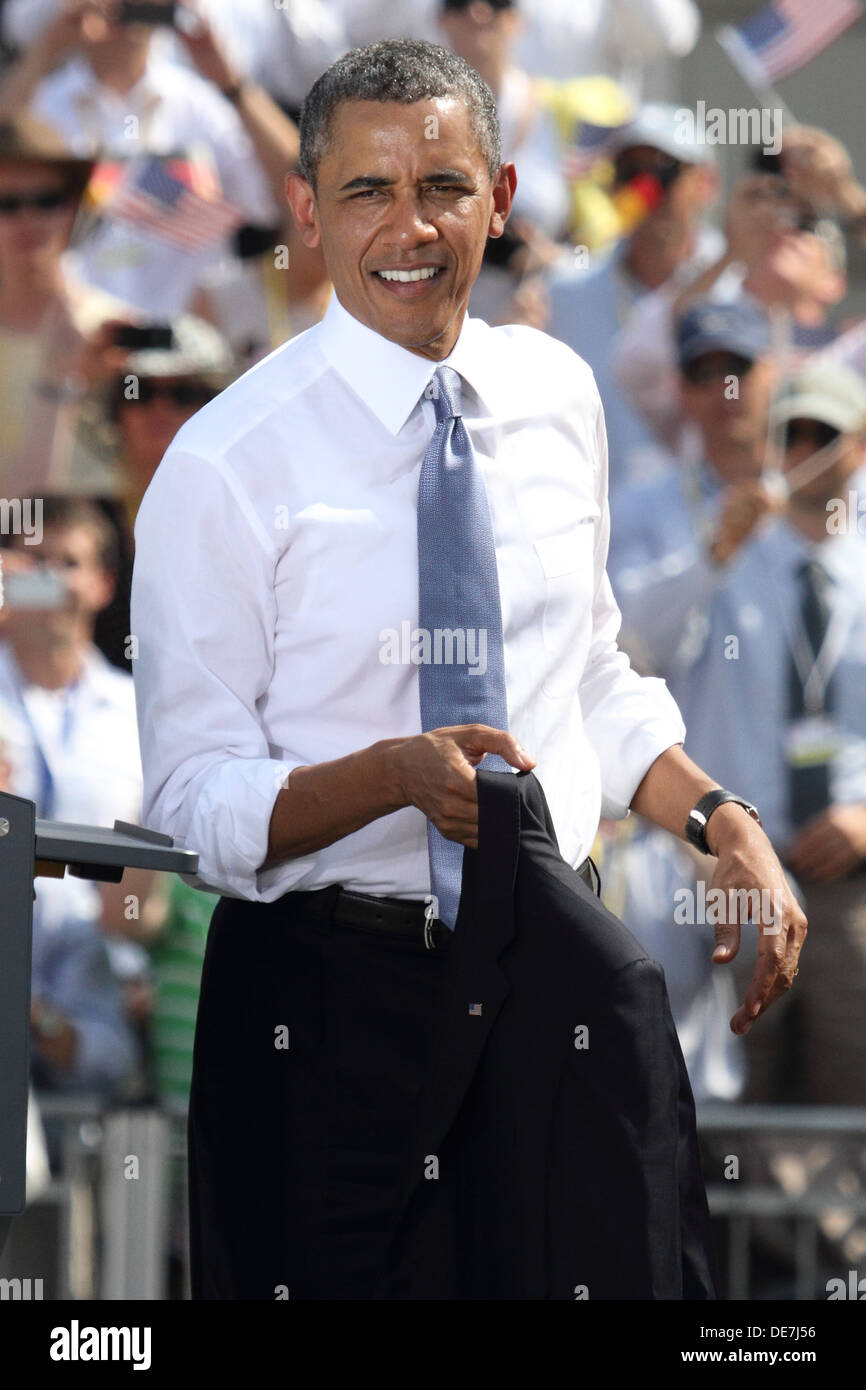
416, 365, 511, 929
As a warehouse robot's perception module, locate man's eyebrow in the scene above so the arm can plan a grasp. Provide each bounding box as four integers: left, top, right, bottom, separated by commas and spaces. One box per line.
421, 169, 473, 184
337, 169, 474, 192
338, 175, 393, 192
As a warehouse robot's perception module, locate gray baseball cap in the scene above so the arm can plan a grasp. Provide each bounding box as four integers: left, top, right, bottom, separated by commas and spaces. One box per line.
770, 361, 866, 435
677, 298, 771, 368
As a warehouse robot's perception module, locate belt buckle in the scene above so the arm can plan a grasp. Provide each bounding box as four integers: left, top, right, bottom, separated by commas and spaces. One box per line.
423, 896, 438, 949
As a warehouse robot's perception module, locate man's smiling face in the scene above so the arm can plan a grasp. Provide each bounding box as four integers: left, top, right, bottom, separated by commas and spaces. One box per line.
286, 97, 515, 360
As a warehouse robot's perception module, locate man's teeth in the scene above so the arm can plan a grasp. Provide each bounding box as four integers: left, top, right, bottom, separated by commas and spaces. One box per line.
376, 267, 441, 282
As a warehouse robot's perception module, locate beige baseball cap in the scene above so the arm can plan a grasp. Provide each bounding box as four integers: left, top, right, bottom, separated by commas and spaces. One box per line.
770, 361, 866, 435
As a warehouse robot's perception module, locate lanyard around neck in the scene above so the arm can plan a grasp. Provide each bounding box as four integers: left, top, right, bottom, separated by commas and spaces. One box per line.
765, 555, 852, 714
14, 672, 82, 820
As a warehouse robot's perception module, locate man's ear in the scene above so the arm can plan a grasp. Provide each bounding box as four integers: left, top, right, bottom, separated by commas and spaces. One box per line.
488, 162, 517, 239
285, 172, 322, 249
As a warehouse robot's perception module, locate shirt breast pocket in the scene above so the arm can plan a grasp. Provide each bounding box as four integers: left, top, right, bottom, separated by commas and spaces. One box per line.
532, 510, 599, 697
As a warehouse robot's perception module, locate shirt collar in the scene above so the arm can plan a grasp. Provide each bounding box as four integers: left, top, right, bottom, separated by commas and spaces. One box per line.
0, 640, 107, 702
769, 515, 856, 585
316, 292, 513, 436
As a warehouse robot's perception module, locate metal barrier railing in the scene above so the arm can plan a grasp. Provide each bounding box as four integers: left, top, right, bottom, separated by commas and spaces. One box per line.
0, 1096, 190, 1300
4, 1099, 865, 1299
697, 1103, 866, 1301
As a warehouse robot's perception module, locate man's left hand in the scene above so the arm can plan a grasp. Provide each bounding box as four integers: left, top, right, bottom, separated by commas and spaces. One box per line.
705, 807, 807, 1035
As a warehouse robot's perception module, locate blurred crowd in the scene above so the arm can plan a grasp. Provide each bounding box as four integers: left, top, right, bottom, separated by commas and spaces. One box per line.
0, 0, 865, 1287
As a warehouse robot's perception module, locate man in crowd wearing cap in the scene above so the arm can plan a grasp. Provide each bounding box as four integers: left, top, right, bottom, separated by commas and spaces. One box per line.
750, 361, 866, 1105
608, 307, 866, 1109
612, 156, 850, 457
540, 103, 719, 505
107, 313, 234, 533
90, 313, 235, 674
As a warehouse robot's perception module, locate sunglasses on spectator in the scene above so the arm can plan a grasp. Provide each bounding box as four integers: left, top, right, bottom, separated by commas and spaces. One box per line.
681, 353, 756, 386
613, 152, 683, 187
783, 418, 841, 451
126, 380, 215, 408
0, 189, 75, 215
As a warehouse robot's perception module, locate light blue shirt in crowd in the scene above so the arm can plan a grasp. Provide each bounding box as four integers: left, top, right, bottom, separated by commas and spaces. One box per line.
608, 459, 866, 853
546, 245, 659, 504
30, 909, 137, 1096
544, 228, 724, 506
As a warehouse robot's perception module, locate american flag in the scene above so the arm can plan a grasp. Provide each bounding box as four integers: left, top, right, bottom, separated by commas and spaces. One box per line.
717, 0, 862, 86
561, 120, 627, 182
468, 1003, 483, 1017
107, 156, 245, 252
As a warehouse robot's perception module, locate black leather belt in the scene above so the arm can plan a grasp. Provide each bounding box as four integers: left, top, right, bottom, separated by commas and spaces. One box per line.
283, 857, 599, 950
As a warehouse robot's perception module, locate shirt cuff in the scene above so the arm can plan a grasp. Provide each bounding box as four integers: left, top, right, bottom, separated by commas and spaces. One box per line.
183, 756, 319, 901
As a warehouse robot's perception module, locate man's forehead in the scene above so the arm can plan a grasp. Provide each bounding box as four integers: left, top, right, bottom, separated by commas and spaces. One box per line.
325, 95, 478, 158
333, 94, 467, 126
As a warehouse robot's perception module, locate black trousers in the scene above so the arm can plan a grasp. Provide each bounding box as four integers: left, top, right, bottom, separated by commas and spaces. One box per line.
188, 887, 452, 1300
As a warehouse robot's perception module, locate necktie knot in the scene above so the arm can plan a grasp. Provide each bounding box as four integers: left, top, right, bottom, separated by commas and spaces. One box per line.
426, 364, 463, 425
799, 556, 830, 591
798, 557, 833, 623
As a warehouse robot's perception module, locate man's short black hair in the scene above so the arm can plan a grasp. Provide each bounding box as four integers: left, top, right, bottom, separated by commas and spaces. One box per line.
298, 39, 501, 190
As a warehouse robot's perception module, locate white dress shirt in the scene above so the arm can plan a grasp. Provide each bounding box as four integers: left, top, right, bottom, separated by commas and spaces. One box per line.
30, 53, 277, 315
131, 292, 685, 902
32, 56, 275, 213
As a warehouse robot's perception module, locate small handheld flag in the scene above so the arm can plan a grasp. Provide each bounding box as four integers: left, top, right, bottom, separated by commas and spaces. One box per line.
717, 0, 862, 88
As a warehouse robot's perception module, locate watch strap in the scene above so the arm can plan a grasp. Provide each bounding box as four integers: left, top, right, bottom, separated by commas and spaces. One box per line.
686, 789, 761, 855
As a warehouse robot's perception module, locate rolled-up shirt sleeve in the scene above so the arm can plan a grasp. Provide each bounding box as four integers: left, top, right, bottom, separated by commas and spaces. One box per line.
131, 448, 317, 900
578, 387, 686, 820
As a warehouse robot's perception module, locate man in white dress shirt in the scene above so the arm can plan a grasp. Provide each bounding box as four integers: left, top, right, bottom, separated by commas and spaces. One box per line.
131, 39, 805, 1299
